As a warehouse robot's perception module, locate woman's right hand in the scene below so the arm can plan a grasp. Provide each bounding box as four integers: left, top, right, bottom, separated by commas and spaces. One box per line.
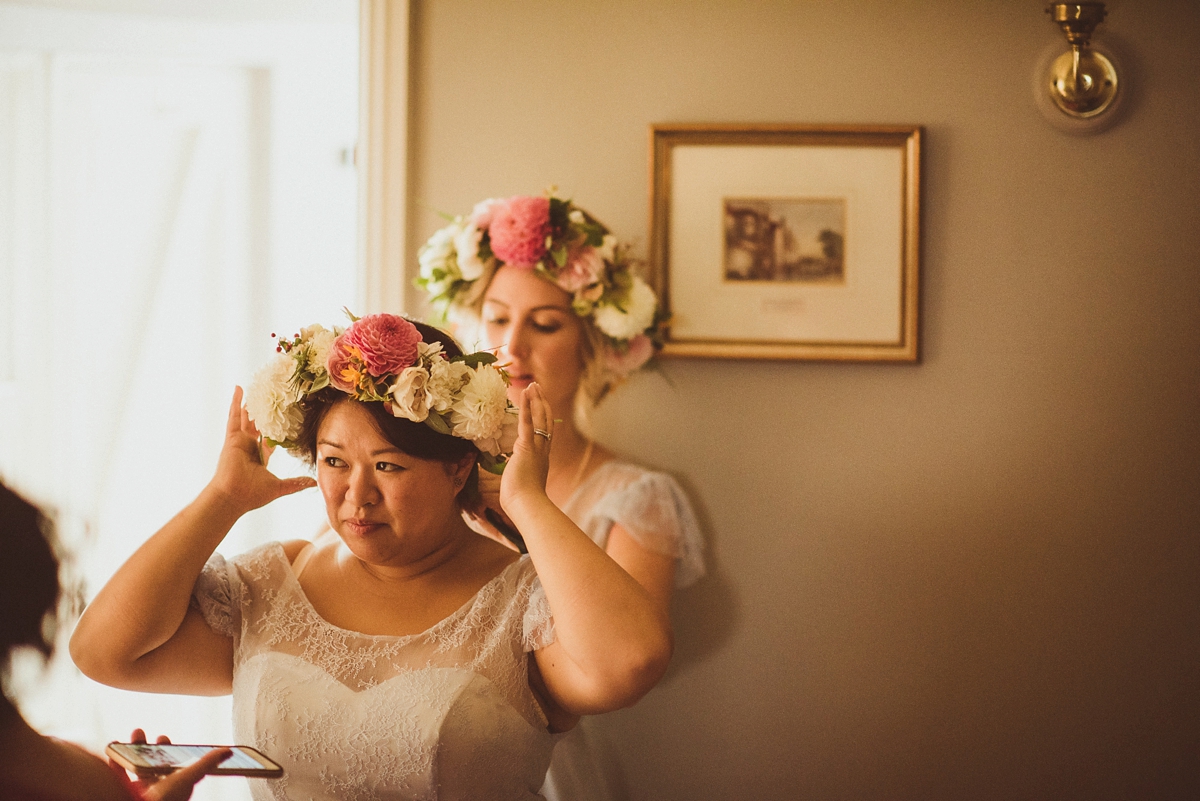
113, 729, 230, 801
208, 387, 316, 515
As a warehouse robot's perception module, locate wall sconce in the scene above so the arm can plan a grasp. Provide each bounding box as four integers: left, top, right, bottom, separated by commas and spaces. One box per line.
1036, 2, 1124, 134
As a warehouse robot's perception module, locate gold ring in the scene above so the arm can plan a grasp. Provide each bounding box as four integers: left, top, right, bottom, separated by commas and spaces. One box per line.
534, 428, 552, 441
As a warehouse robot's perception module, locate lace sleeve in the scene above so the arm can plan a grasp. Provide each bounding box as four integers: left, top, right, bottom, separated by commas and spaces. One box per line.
521, 570, 556, 652
591, 471, 706, 588
189, 552, 239, 638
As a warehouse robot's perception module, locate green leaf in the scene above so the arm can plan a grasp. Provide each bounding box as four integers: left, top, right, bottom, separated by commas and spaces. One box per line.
551, 246, 568, 268
452, 352, 498, 367
342, 306, 360, 323
424, 411, 452, 435
478, 452, 507, 475
548, 197, 570, 229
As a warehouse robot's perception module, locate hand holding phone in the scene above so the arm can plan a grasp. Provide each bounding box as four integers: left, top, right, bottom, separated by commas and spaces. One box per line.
106, 742, 283, 779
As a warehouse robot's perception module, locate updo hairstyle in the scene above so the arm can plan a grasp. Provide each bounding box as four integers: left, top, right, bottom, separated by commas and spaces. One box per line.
291, 321, 481, 509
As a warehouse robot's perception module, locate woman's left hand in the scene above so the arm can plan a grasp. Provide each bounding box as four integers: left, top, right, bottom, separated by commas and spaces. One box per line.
498, 383, 553, 515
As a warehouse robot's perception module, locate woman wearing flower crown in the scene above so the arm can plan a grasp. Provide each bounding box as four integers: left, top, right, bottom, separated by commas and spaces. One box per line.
418, 194, 705, 801
69, 316, 672, 800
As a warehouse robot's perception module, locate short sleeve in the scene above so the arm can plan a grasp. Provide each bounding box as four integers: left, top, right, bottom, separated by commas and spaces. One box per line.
590, 472, 706, 588
190, 552, 240, 638
521, 568, 556, 652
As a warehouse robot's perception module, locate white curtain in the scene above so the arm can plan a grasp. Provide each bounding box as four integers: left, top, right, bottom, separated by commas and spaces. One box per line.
0, 6, 359, 800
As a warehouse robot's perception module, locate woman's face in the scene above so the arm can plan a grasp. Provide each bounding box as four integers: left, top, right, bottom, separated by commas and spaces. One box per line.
315, 401, 469, 566
480, 265, 586, 413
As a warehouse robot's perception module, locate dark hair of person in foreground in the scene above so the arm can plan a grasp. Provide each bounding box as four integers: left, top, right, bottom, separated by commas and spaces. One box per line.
0, 480, 226, 801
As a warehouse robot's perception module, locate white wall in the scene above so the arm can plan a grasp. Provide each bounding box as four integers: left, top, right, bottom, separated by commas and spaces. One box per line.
408, 2, 1200, 798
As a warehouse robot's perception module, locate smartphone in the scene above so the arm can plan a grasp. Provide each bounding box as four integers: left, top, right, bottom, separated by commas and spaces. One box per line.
105, 742, 284, 778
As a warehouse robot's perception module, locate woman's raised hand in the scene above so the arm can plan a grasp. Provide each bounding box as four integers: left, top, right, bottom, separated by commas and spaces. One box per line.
209, 387, 316, 515
499, 383, 553, 515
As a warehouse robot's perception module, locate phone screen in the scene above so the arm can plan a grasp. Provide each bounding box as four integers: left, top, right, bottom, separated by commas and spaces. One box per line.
121, 744, 266, 770
107, 742, 283, 777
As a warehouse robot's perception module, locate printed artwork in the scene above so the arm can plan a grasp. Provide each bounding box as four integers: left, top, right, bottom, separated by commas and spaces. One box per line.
723, 198, 845, 283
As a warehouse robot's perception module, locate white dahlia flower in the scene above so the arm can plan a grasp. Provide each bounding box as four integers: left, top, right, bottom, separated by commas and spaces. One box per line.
427, 358, 473, 412
245, 353, 304, 443
449, 364, 509, 445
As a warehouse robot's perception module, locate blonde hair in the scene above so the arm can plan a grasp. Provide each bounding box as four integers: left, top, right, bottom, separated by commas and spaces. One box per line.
456, 270, 628, 429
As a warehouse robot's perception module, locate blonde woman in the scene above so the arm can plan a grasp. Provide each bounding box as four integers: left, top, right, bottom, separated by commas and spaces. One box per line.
419, 194, 705, 800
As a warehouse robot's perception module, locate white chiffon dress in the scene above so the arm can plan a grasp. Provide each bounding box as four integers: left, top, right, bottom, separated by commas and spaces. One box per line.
192, 542, 560, 801
540, 460, 705, 801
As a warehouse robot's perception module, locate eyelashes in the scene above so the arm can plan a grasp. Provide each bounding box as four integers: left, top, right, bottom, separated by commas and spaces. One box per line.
483, 317, 563, 333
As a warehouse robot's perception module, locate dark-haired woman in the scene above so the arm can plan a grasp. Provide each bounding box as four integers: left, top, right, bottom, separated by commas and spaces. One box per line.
69, 317, 671, 800
0, 482, 227, 801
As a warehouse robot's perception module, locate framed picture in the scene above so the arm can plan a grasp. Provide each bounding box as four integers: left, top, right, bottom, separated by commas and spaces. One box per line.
649, 124, 922, 361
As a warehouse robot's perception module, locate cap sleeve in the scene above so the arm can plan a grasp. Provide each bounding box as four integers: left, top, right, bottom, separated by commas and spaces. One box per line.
521, 564, 556, 652
189, 552, 240, 638
590, 471, 706, 588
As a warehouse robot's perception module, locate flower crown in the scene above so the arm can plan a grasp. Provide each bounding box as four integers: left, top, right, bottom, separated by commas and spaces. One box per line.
245, 311, 515, 467
416, 193, 661, 376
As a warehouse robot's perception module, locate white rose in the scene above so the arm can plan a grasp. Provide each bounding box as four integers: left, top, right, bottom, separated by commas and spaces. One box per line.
418, 221, 464, 292
592, 276, 658, 340
427, 358, 473, 412
452, 222, 487, 281
245, 353, 304, 443
468, 197, 505, 229
597, 233, 617, 261
390, 366, 431, 423
449, 364, 510, 444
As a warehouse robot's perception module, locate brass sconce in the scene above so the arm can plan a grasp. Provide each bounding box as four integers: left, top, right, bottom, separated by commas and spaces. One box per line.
1044, 3, 1118, 119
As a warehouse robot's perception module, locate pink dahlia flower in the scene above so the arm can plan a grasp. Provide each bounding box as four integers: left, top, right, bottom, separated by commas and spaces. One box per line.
341, 314, 422, 377
556, 246, 606, 293
489, 195, 551, 266
605, 334, 654, 375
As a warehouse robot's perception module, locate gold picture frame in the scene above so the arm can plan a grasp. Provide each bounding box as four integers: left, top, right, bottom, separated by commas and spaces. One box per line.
649, 124, 922, 361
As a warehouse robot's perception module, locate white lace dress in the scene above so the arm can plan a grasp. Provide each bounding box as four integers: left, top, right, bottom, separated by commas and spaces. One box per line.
192, 542, 560, 801
541, 460, 705, 801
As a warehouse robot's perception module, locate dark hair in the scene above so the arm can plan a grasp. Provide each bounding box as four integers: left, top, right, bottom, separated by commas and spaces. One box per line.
293, 321, 480, 508
0, 481, 61, 692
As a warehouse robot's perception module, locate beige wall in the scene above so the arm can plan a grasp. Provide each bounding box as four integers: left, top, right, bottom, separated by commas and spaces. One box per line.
407, 2, 1200, 798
